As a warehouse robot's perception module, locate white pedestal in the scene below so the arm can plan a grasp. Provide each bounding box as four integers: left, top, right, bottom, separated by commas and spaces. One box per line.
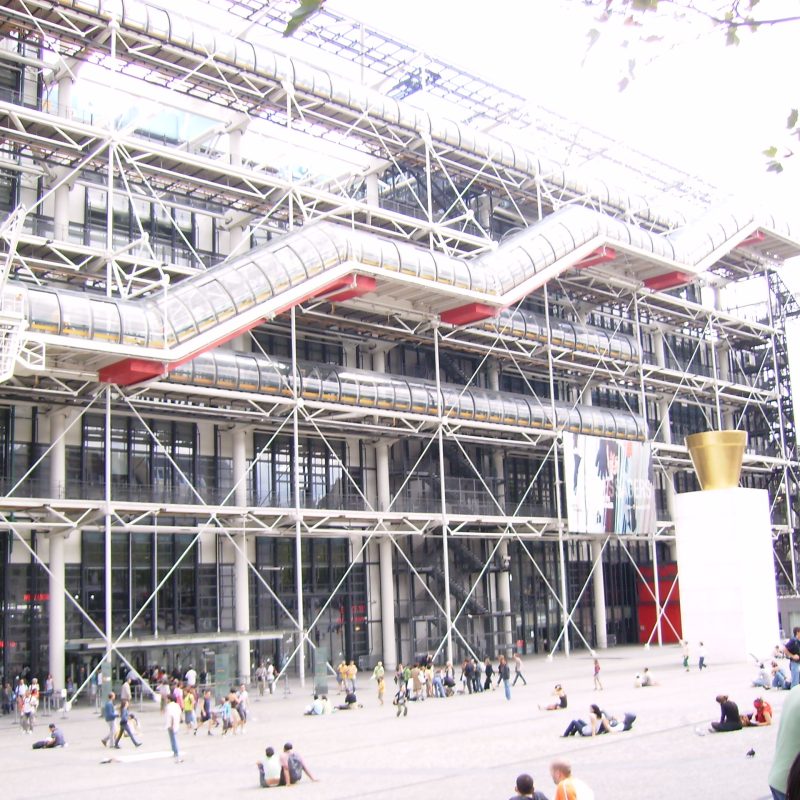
674, 487, 778, 663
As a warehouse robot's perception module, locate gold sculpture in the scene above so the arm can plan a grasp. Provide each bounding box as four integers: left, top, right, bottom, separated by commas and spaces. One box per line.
685, 430, 748, 491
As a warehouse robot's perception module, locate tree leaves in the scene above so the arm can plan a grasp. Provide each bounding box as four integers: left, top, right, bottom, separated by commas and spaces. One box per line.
283, 0, 326, 38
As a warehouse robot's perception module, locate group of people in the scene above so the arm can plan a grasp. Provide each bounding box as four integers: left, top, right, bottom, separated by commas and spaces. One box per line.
680, 640, 707, 671
254, 662, 277, 697
382, 652, 526, 707
696, 693, 773, 734
561, 704, 636, 737
256, 742, 317, 787
508, 761, 594, 800
5, 677, 42, 733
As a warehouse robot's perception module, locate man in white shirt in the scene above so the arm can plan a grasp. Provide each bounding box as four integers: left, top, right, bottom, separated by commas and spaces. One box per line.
185, 667, 197, 688
165, 696, 183, 763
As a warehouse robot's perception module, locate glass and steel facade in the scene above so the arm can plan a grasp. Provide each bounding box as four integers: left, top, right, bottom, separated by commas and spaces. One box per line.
0, 0, 797, 693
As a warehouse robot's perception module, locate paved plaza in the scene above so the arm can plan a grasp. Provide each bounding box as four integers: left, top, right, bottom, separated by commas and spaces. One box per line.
2, 644, 784, 799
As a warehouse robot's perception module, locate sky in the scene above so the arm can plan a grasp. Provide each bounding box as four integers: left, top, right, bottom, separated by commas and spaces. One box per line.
329, 0, 799, 211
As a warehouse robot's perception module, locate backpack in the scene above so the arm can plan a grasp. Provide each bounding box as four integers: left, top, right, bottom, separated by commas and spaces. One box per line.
287, 752, 303, 783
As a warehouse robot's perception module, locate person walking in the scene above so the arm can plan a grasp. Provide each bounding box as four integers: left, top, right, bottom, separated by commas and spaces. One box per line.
592, 658, 603, 691
372, 660, 385, 704
165, 694, 183, 763
512, 653, 527, 687
100, 691, 118, 747
484, 657, 494, 691
698, 641, 707, 671
114, 699, 142, 749
255, 662, 267, 697
497, 655, 512, 701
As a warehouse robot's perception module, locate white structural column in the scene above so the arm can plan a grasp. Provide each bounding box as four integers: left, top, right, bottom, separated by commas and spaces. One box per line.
652, 330, 673, 446
580, 385, 608, 649
591, 539, 608, 650
712, 290, 736, 429
48, 409, 67, 693
372, 347, 397, 668
227, 121, 248, 253
487, 360, 513, 653
232, 428, 251, 683
52, 74, 75, 241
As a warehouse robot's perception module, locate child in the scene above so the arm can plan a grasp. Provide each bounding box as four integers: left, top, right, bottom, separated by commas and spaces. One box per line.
393, 683, 408, 717
377, 675, 385, 706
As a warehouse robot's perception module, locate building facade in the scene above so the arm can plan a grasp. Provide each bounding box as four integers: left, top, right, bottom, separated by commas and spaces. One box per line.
0, 0, 798, 694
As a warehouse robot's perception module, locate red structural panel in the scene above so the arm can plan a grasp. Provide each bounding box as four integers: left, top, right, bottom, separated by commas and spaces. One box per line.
98, 358, 164, 385
440, 302, 499, 326
736, 230, 767, 248
326, 275, 377, 303
644, 271, 693, 291
574, 246, 617, 270
637, 562, 682, 645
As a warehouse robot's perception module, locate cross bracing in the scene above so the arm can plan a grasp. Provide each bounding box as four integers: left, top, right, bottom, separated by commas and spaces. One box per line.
0, 0, 798, 691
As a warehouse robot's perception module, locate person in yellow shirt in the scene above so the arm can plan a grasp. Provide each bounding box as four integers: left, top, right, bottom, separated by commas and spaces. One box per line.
183, 689, 197, 733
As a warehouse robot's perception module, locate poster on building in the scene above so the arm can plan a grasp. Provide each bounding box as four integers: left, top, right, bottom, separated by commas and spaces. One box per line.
563, 433, 656, 534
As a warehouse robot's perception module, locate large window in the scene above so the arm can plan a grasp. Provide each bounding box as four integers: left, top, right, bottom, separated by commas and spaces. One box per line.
76, 415, 198, 504
253, 435, 348, 509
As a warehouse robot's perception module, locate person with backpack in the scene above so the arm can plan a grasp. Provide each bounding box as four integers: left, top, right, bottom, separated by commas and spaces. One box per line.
280, 742, 317, 785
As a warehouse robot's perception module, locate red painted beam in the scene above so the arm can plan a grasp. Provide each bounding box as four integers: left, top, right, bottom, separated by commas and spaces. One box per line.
273, 273, 361, 316
574, 246, 617, 270
440, 302, 498, 326
326, 275, 377, 303
644, 271, 694, 292
98, 358, 164, 385
736, 230, 766, 248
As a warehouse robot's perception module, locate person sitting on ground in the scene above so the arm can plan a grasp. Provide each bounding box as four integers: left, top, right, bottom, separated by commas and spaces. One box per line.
772, 661, 791, 690
256, 746, 282, 788
508, 771, 550, 800
540, 684, 568, 711
280, 742, 317, 785
640, 667, 658, 687
321, 695, 333, 714
304, 694, 324, 715
562, 704, 608, 737
32, 722, 66, 749
606, 711, 637, 732
744, 696, 773, 727
708, 694, 743, 733
752, 663, 771, 689
335, 690, 361, 710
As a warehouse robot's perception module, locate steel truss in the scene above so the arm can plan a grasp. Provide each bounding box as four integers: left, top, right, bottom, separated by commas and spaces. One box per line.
0, 0, 798, 685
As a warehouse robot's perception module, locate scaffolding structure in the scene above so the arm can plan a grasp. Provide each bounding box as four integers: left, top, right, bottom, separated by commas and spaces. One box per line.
0, 0, 799, 695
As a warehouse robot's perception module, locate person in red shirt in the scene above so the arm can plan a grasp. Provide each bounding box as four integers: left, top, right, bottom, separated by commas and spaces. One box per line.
750, 697, 773, 726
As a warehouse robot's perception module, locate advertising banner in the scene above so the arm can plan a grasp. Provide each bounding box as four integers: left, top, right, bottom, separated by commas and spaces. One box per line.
563, 434, 656, 534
